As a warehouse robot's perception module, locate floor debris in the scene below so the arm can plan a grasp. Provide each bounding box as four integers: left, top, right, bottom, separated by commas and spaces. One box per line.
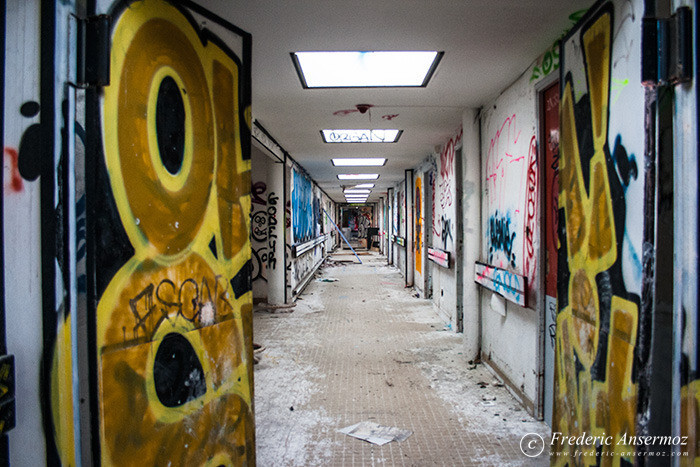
317, 278, 339, 282
338, 421, 413, 446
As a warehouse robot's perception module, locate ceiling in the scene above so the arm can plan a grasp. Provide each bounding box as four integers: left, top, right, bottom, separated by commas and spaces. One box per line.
205, 0, 592, 204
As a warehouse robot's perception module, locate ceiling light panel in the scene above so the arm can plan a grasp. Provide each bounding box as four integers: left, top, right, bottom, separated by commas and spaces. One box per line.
292, 51, 443, 88
322, 129, 401, 143
332, 158, 387, 166
337, 174, 380, 180
353, 183, 375, 188
344, 189, 371, 194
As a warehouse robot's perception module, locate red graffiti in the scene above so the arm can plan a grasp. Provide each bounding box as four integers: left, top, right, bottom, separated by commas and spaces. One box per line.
548, 131, 560, 247
4, 147, 24, 193
431, 171, 439, 237
382, 114, 399, 121
438, 133, 457, 210
485, 115, 524, 205
523, 136, 538, 298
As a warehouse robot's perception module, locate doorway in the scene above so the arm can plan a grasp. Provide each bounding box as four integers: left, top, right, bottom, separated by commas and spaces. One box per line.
540, 79, 559, 426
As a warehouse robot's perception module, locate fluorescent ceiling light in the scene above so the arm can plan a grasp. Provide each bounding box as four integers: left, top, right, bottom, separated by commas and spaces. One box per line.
292, 51, 443, 88
353, 183, 375, 188
345, 197, 368, 201
322, 129, 401, 143
338, 174, 380, 180
332, 158, 386, 167
344, 189, 371, 194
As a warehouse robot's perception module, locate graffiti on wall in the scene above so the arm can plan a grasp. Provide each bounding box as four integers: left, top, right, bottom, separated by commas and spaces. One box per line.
251, 181, 268, 283
529, 9, 589, 83
267, 191, 281, 271
484, 113, 539, 303
415, 177, 422, 274
292, 169, 319, 243
433, 129, 461, 252
398, 188, 405, 237
95, 1, 254, 465
554, 4, 642, 462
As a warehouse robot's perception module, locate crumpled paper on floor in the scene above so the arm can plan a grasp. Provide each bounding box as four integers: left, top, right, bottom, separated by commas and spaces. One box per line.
338, 421, 413, 446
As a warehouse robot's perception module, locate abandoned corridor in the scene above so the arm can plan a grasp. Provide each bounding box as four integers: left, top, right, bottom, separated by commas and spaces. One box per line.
254, 251, 549, 466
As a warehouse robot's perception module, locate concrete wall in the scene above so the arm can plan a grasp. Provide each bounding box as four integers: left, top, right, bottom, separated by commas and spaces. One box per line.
395, 181, 407, 277
3, 1, 46, 464
289, 167, 323, 296
288, 165, 336, 299
431, 128, 462, 327
251, 145, 271, 301
478, 64, 541, 406
461, 109, 481, 360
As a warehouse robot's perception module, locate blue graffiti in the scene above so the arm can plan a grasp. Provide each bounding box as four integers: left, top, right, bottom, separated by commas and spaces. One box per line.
488, 211, 517, 268
492, 268, 522, 300
292, 170, 319, 243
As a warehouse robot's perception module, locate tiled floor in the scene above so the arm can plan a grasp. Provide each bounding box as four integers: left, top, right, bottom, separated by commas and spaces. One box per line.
254, 252, 550, 466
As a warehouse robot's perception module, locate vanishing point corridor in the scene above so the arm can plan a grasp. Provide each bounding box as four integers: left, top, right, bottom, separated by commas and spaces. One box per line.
3, 0, 698, 465
255, 252, 549, 466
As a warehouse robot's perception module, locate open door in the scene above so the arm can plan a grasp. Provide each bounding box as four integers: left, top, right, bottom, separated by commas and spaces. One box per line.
539, 80, 559, 426
86, 1, 254, 464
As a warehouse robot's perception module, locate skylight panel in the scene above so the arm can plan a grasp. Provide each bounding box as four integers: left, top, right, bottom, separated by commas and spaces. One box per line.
332, 158, 387, 167
292, 51, 443, 88
344, 189, 371, 194
322, 129, 401, 143
337, 174, 380, 180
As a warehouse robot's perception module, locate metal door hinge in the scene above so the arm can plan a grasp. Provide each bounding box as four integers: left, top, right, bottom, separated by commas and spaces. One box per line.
76, 15, 111, 88
642, 6, 693, 86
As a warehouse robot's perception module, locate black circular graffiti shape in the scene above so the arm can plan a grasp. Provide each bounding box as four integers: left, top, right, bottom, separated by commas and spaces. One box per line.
156, 76, 186, 175
251, 211, 268, 243
153, 332, 206, 407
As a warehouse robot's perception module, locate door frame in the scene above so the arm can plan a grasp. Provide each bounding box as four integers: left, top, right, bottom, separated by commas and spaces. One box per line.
535, 72, 560, 423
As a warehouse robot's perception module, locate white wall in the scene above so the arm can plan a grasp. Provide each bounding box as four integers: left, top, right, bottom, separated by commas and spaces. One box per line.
461, 108, 481, 360
431, 128, 462, 328
3, 1, 47, 464
478, 60, 542, 406
251, 145, 271, 301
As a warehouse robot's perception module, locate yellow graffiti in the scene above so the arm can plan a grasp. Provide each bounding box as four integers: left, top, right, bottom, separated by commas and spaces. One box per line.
554, 7, 639, 465
51, 320, 76, 466
415, 177, 422, 274
681, 379, 700, 465
96, 1, 253, 465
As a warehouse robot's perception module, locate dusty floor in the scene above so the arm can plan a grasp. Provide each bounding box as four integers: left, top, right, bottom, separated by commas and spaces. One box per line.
254, 251, 550, 466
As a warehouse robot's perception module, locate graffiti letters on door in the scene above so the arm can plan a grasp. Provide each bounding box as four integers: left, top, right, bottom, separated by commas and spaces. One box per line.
554, 3, 644, 462
92, 1, 254, 465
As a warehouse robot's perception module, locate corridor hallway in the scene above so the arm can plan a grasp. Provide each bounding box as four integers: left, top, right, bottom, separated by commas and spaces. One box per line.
254, 252, 549, 466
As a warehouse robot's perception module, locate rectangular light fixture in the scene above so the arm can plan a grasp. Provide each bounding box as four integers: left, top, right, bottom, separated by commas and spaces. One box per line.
322, 129, 401, 143
353, 183, 375, 188
292, 51, 443, 88
332, 158, 387, 166
344, 189, 371, 194
338, 174, 380, 180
